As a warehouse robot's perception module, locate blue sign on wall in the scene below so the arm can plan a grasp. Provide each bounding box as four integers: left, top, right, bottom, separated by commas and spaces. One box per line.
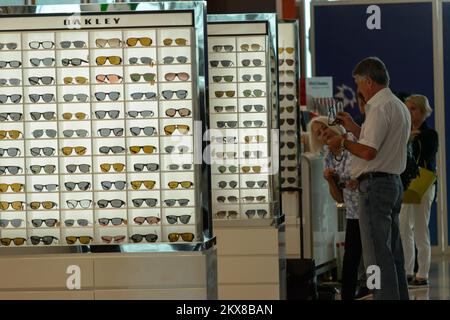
313, 2, 438, 245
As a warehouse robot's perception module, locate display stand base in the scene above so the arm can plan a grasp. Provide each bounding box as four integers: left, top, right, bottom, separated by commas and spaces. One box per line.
214, 222, 285, 299
286, 217, 301, 259
0, 248, 217, 300
282, 191, 302, 259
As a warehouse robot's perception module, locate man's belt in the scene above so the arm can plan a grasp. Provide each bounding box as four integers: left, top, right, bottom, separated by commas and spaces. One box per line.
357, 172, 396, 182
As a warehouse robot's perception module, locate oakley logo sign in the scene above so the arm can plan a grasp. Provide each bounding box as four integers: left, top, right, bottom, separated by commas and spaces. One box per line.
66, 265, 81, 290
64, 17, 120, 27
366, 265, 381, 290
366, 5, 381, 30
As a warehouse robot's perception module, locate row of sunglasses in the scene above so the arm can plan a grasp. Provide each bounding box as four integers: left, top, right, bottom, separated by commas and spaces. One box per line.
212, 151, 267, 159
0, 56, 187, 69
0, 109, 191, 121
212, 105, 265, 113
209, 59, 265, 67
212, 90, 266, 98
0, 233, 195, 246
4, 39, 266, 51
0, 38, 189, 50
0, 145, 192, 157
0, 181, 193, 192
215, 165, 265, 174
215, 180, 268, 189
211, 44, 264, 52
0, 163, 193, 175
216, 195, 267, 203
210, 135, 266, 144
215, 210, 268, 219
211, 74, 264, 83
0, 91, 190, 103
0, 73, 189, 86
0, 127, 185, 139
0, 215, 193, 228
0, 197, 194, 210
1, 123, 189, 136
214, 120, 265, 128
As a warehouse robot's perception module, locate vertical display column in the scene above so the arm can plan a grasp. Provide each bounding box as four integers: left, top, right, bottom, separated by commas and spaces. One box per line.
0, 33, 27, 247
89, 30, 127, 245
236, 36, 271, 219
57, 31, 94, 246
157, 28, 196, 243
278, 32, 299, 188
208, 36, 240, 220
123, 29, 161, 244
208, 34, 271, 220
23, 32, 60, 246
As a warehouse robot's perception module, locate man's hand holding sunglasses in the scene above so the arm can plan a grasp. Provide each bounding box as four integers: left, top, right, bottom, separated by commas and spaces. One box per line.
335, 111, 361, 139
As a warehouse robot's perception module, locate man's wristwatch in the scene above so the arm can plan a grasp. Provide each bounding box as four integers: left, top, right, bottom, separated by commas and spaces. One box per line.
340, 136, 346, 150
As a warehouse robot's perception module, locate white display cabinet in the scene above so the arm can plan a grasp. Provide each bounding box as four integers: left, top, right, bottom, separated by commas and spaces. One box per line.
0, 1, 216, 300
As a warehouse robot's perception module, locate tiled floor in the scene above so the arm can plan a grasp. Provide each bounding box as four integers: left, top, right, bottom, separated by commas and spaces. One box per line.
336, 255, 450, 300
409, 255, 450, 300
357, 255, 450, 300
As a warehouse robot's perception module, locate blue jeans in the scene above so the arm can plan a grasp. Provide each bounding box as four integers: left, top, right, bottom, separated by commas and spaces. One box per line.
358, 174, 409, 300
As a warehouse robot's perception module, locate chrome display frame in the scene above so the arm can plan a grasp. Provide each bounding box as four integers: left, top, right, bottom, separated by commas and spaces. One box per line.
278, 19, 303, 257
0, 1, 215, 254
207, 13, 284, 228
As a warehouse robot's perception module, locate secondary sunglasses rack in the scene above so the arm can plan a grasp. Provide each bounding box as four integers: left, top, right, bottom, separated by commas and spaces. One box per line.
207, 21, 279, 221
0, 18, 203, 247
278, 21, 301, 189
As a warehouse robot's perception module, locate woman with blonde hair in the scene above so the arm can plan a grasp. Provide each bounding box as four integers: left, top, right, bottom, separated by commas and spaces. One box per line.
400, 94, 438, 287
308, 116, 364, 299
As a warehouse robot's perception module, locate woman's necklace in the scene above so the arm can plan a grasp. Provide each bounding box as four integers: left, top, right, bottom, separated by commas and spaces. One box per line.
333, 150, 344, 162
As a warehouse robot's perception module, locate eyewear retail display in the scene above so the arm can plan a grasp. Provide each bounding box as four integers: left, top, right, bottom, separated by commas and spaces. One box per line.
207, 19, 280, 221
0, 9, 205, 247
278, 22, 300, 188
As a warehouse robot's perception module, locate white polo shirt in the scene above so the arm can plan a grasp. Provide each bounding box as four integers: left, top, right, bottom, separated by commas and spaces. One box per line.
350, 87, 411, 179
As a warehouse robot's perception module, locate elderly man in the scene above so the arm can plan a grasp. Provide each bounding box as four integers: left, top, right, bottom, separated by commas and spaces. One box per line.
327, 57, 411, 300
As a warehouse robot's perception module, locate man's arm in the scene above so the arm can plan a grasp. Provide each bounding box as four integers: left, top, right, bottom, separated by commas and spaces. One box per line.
332, 104, 391, 161
343, 138, 377, 160
336, 112, 361, 138
327, 135, 377, 161
345, 122, 362, 139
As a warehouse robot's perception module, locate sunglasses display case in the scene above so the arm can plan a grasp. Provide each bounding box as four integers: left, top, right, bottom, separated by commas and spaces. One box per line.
0, 2, 213, 251
0, 1, 217, 300
207, 19, 282, 225
278, 20, 302, 259
207, 14, 285, 300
